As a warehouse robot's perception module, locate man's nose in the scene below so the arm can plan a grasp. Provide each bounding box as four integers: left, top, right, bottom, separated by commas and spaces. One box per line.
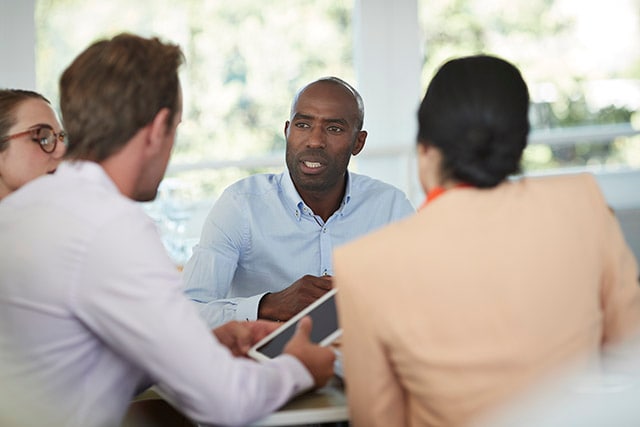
306, 126, 326, 148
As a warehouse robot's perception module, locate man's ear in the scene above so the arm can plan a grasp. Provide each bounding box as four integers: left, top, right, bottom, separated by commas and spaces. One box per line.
147, 108, 172, 154
351, 130, 367, 156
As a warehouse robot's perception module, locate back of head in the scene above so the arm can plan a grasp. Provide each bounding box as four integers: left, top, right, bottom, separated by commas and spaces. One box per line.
417, 55, 530, 188
0, 89, 50, 153
59, 33, 184, 162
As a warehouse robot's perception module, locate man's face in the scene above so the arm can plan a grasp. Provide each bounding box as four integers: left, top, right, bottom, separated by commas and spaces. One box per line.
285, 81, 366, 196
135, 86, 183, 202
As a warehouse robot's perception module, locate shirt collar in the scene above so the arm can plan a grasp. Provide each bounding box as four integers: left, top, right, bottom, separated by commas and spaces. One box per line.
279, 169, 353, 222
57, 160, 121, 195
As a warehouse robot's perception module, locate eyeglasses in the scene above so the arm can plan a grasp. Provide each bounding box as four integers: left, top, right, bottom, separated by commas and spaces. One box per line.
0, 125, 68, 154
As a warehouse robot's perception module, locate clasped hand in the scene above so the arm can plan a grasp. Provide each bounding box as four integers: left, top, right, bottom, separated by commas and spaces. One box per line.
258, 274, 333, 322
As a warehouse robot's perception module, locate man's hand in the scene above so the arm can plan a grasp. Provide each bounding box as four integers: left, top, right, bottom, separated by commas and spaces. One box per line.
213, 320, 280, 357
283, 316, 335, 388
258, 275, 332, 321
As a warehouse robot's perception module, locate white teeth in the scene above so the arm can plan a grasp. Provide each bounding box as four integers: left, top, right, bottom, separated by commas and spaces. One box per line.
304, 161, 322, 168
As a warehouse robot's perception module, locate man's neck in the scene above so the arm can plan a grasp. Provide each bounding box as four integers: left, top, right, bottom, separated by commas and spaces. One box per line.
99, 132, 148, 200
299, 184, 346, 223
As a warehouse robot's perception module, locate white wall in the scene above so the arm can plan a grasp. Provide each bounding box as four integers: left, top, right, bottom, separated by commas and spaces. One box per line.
353, 0, 423, 204
0, 0, 37, 89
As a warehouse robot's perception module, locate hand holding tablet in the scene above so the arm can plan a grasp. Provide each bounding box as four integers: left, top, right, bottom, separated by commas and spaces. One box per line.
249, 289, 341, 362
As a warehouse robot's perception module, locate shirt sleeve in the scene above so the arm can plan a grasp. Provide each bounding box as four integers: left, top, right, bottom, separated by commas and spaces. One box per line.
390, 191, 416, 221
73, 209, 313, 426
365, 178, 415, 224
182, 190, 264, 327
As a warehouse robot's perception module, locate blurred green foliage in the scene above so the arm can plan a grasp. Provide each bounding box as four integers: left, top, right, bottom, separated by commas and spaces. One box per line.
418, 0, 640, 171
33, 0, 640, 263
35, 0, 640, 193
35, 0, 354, 199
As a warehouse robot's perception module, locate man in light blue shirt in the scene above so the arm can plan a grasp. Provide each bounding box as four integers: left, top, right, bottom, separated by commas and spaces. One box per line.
183, 77, 414, 327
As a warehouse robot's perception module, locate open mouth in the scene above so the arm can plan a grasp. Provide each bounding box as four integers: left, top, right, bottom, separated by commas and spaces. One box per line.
303, 161, 323, 169
300, 159, 326, 174
47, 169, 56, 174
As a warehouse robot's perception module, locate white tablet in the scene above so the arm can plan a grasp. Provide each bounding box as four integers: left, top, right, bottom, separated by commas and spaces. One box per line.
248, 288, 341, 362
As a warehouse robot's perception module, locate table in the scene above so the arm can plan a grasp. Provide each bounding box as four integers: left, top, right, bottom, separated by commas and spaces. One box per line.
126, 377, 348, 427
249, 377, 349, 426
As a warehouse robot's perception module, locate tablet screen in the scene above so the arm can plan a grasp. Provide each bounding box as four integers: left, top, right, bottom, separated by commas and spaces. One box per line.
251, 289, 340, 359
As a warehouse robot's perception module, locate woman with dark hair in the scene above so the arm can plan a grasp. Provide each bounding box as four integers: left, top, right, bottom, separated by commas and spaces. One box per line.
0, 89, 67, 200
416, 55, 529, 192
333, 55, 640, 427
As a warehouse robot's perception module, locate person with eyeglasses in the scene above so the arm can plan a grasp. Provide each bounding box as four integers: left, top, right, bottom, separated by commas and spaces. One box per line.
0, 89, 67, 201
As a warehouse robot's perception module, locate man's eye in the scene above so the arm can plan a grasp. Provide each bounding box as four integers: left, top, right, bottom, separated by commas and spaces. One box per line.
327, 126, 343, 133
294, 122, 310, 129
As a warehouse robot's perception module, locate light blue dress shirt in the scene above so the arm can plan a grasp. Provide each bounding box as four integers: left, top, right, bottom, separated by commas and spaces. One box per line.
183, 170, 415, 327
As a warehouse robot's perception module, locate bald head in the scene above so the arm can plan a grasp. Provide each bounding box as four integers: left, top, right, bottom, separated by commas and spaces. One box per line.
290, 77, 364, 130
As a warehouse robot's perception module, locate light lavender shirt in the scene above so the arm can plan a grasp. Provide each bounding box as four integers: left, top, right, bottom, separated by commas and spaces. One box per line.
0, 161, 312, 427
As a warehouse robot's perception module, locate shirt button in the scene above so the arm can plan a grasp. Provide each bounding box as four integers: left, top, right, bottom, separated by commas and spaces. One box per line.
322, 228, 327, 233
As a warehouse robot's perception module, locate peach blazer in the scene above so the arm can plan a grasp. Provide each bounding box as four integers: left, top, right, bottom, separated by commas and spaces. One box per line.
334, 173, 640, 427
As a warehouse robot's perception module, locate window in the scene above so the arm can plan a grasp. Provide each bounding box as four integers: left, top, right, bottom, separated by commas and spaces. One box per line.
34, 0, 640, 265
36, 0, 354, 265
418, 0, 640, 263
418, 0, 640, 172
